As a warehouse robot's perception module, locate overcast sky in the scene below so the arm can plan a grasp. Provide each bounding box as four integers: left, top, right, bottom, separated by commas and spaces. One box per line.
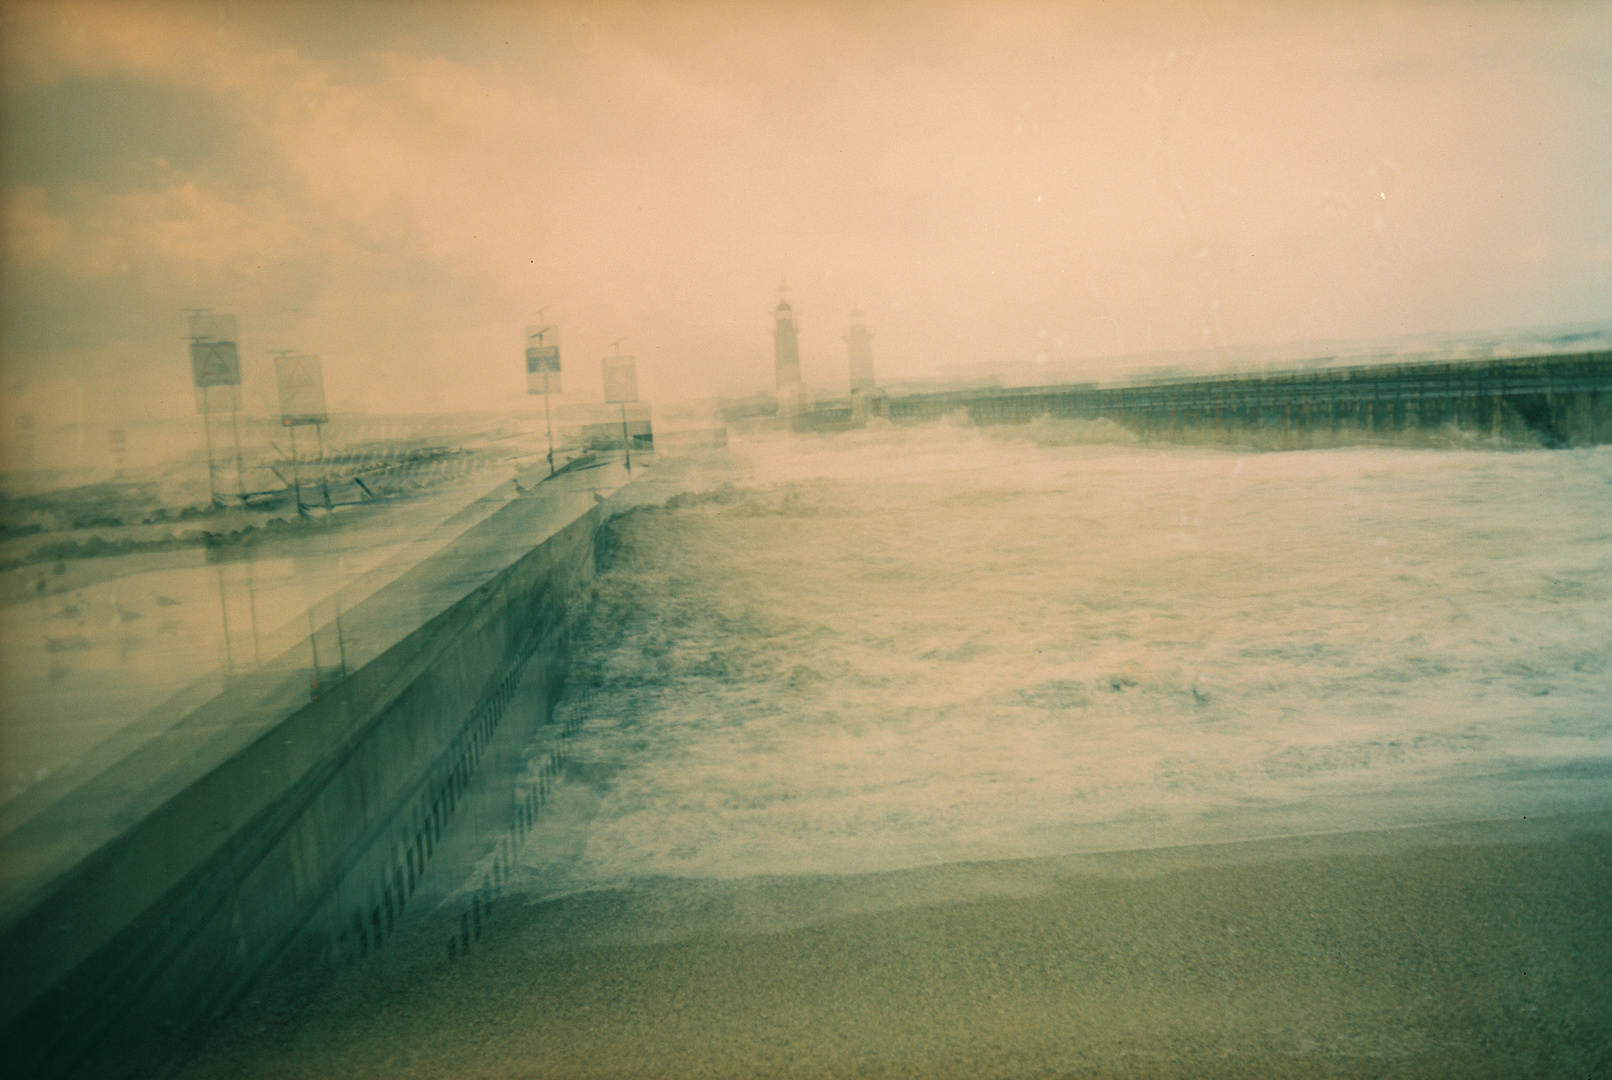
3, 0, 1610, 418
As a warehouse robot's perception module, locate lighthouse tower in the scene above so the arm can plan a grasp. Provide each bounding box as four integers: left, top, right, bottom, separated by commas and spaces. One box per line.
773, 297, 807, 420
844, 307, 875, 392
773, 298, 801, 389
845, 307, 884, 423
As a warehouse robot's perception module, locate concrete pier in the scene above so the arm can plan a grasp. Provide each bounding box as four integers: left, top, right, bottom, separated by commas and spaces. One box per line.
0, 459, 634, 1079
879, 351, 1612, 448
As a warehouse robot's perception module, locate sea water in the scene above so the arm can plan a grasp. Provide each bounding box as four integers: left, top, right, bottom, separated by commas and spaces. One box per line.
518, 418, 1612, 897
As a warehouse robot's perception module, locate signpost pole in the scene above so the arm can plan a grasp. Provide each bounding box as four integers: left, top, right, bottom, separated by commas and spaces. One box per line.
543, 384, 555, 477
272, 351, 328, 513
216, 566, 235, 676
600, 342, 639, 479
229, 402, 246, 501
245, 557, 261, 666
185, 311, 242, 508
200, 389, 220, 506
526, 317, 562, 479
620, 402, 632, 475
288, 423, 305, 515
308, 607, 322, 696
314, 421, 331, 507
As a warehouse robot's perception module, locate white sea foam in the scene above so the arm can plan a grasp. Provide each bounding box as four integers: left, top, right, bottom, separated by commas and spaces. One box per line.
520, 423, 1612, 895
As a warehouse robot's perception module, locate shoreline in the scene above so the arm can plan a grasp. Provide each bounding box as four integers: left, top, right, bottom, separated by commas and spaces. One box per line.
171, 809, 1612, 1079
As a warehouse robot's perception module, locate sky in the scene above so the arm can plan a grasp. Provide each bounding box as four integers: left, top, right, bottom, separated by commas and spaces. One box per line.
2, 0, 1610, 419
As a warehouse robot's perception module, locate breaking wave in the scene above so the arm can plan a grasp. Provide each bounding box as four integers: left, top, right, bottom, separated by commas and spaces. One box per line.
519, 424, 1612, 894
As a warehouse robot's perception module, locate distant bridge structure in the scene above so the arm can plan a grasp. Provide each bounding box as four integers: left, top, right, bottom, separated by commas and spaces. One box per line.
874, 352, 1612, 448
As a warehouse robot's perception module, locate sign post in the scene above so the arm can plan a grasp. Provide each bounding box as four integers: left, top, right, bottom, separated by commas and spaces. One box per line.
600, 346, 639, 475
186, 311, 244, 505
273, 352, 329, 513
525, 322, 561, 476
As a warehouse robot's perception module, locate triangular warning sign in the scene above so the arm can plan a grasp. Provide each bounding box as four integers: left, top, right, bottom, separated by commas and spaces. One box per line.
198, 345, 231, 378
191, 340, 240, 387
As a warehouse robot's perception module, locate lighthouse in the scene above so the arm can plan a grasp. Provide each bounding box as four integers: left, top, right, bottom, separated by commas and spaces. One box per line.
773, 298, 801, 389
844, 307, 875, 392
845, 307, 884, 422
773, 297, 807, 420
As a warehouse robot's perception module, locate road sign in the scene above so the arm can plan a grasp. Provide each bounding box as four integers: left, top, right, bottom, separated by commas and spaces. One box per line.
188, 312, 240, 391
190, 340, 241, 387
602, 354, 638, 404
526, 345, 561, 395
274, 354, 328, 425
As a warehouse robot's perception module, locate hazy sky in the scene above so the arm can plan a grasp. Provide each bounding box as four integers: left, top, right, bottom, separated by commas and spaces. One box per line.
3, 0, 1610, 417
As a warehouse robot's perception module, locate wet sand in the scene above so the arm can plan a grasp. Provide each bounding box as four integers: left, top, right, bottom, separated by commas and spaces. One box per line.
171, 812, 1612, 1079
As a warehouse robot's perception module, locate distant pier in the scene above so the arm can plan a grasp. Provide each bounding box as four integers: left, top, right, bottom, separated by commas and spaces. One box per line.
796, 352, 1612, 448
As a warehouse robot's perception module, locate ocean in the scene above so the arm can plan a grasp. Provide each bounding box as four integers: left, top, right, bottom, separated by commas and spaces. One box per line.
526, 417, 1612, 894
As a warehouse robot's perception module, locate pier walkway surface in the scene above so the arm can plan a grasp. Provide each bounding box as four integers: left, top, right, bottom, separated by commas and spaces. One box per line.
2, 466, 534, 815
0, 453, 636, 1078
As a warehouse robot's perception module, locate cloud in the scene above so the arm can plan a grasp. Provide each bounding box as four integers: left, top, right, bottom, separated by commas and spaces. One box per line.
2, 0, 1611, 420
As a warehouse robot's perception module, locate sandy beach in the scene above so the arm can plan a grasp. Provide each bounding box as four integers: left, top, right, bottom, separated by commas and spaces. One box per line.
169, 811, 1612, 1080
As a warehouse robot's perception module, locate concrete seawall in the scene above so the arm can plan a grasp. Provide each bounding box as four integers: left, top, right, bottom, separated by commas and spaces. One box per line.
866, 352, 1612, 448
0, 462, 630, 1078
